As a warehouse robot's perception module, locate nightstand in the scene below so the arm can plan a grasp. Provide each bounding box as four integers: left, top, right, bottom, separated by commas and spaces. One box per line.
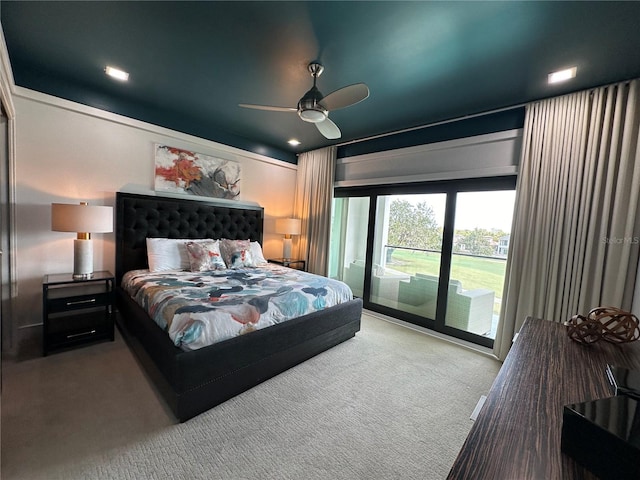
42, 271, 115, 356
268, 258, 306, 271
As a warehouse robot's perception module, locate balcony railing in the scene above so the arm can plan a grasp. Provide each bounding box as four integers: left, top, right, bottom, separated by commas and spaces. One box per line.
384, 244, 508, 261
375, 245, 508, 338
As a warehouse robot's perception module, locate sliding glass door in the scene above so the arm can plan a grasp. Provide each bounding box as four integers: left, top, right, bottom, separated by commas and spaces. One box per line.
370, 194, 446, 318
445, 190, 515, 338
328, 196, 370, 297
331, 177, 516, 347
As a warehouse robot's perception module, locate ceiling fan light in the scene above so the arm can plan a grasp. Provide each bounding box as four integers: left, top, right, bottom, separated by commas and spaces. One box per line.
299, 108, 327, 123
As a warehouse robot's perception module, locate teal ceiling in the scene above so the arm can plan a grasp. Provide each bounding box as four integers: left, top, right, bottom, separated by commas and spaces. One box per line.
3, 1, 640, 163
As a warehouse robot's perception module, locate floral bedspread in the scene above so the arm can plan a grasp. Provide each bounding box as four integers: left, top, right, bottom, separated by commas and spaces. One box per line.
121, 265, 354, 351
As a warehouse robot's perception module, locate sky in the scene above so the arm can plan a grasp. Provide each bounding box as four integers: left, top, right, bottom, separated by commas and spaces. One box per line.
393, 190, 516, 232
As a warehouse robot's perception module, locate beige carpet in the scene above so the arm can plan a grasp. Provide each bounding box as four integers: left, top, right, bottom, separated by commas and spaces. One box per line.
1, 312, 500, 480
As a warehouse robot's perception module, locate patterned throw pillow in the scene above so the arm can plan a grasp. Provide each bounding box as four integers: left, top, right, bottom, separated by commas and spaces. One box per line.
220, 239, 255, 269
185, 240, 227, 272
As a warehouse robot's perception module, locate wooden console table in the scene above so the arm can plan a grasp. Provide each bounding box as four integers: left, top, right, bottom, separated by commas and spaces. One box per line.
447, 316, 640, 479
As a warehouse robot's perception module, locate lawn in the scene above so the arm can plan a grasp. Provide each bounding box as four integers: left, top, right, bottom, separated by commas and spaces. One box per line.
388, 249, 507, 300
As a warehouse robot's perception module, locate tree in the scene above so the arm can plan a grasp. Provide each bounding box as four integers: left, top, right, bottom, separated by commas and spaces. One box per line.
458, 228, 494, 256
387, 199, 442, 252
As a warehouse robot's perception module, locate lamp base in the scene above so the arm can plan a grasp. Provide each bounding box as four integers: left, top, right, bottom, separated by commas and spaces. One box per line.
282, 238, 293, 260
72, 272, 94, 280
73, 238, 94, 280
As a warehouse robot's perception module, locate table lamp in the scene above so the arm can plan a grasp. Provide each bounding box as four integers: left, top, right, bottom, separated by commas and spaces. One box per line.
51, 202, 113, 279
275, 218, 301, 260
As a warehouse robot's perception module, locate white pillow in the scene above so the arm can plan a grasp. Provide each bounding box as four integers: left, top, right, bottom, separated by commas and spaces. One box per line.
146, 238, 213, 272
250, 241, 268, 266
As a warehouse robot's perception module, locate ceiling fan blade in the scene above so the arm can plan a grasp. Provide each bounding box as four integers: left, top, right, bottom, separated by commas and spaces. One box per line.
320, 83, 369, 111
315, 117, 341, 139
239, 103, 297, 112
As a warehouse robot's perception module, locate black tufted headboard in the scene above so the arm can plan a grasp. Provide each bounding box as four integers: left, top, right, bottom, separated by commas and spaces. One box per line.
115, 192, 264, 284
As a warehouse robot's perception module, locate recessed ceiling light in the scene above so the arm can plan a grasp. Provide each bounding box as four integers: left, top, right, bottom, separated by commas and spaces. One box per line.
105, 66, 129, 81
288, 139, 301, 146
548, 67, 577, 84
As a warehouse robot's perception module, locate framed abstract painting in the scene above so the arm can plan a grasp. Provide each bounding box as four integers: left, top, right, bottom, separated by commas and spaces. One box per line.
154, 144, 241, 200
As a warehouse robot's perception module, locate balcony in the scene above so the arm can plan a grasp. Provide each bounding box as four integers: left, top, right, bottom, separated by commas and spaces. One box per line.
343, 245, 507, 338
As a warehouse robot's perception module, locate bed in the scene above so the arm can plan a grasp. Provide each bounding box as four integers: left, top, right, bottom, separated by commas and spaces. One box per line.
115, 192, 362, 422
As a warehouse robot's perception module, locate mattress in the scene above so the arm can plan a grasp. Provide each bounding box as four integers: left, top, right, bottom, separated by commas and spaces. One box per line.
121, 264, 354, 350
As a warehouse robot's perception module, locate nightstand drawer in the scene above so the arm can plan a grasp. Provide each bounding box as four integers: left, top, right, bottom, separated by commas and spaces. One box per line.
46, 310, 113, 351
47, 292, 111, 313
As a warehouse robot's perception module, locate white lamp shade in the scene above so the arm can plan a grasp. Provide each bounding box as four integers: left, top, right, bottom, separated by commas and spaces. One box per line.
275, 218, 301, 236
51, 203, 113, 233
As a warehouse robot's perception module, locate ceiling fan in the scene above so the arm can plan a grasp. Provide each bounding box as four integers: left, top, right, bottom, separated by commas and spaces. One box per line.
239, 62, 369, 140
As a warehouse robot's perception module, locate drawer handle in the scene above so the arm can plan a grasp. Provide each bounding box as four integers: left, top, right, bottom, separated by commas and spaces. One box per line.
66, 329, 96, 339
66, 298, 96, 306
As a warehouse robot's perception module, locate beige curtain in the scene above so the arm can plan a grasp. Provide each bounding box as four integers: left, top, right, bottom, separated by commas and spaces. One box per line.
293, 146, 336, 275
494, 79, 640, 361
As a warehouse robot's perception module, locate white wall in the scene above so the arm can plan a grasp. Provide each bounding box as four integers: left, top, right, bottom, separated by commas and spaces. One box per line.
13, 88, 298, 334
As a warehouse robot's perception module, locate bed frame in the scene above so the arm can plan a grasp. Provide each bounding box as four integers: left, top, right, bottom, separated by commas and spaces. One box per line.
115, 192, 362, 422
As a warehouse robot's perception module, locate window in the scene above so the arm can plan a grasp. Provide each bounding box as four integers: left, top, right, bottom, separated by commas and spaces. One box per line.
331, 177, 516, 348
329, 197, 370, 297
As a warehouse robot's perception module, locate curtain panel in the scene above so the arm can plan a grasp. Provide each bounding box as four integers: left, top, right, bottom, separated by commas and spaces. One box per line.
293, 146, 336, 275
494, 79, 640, 361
